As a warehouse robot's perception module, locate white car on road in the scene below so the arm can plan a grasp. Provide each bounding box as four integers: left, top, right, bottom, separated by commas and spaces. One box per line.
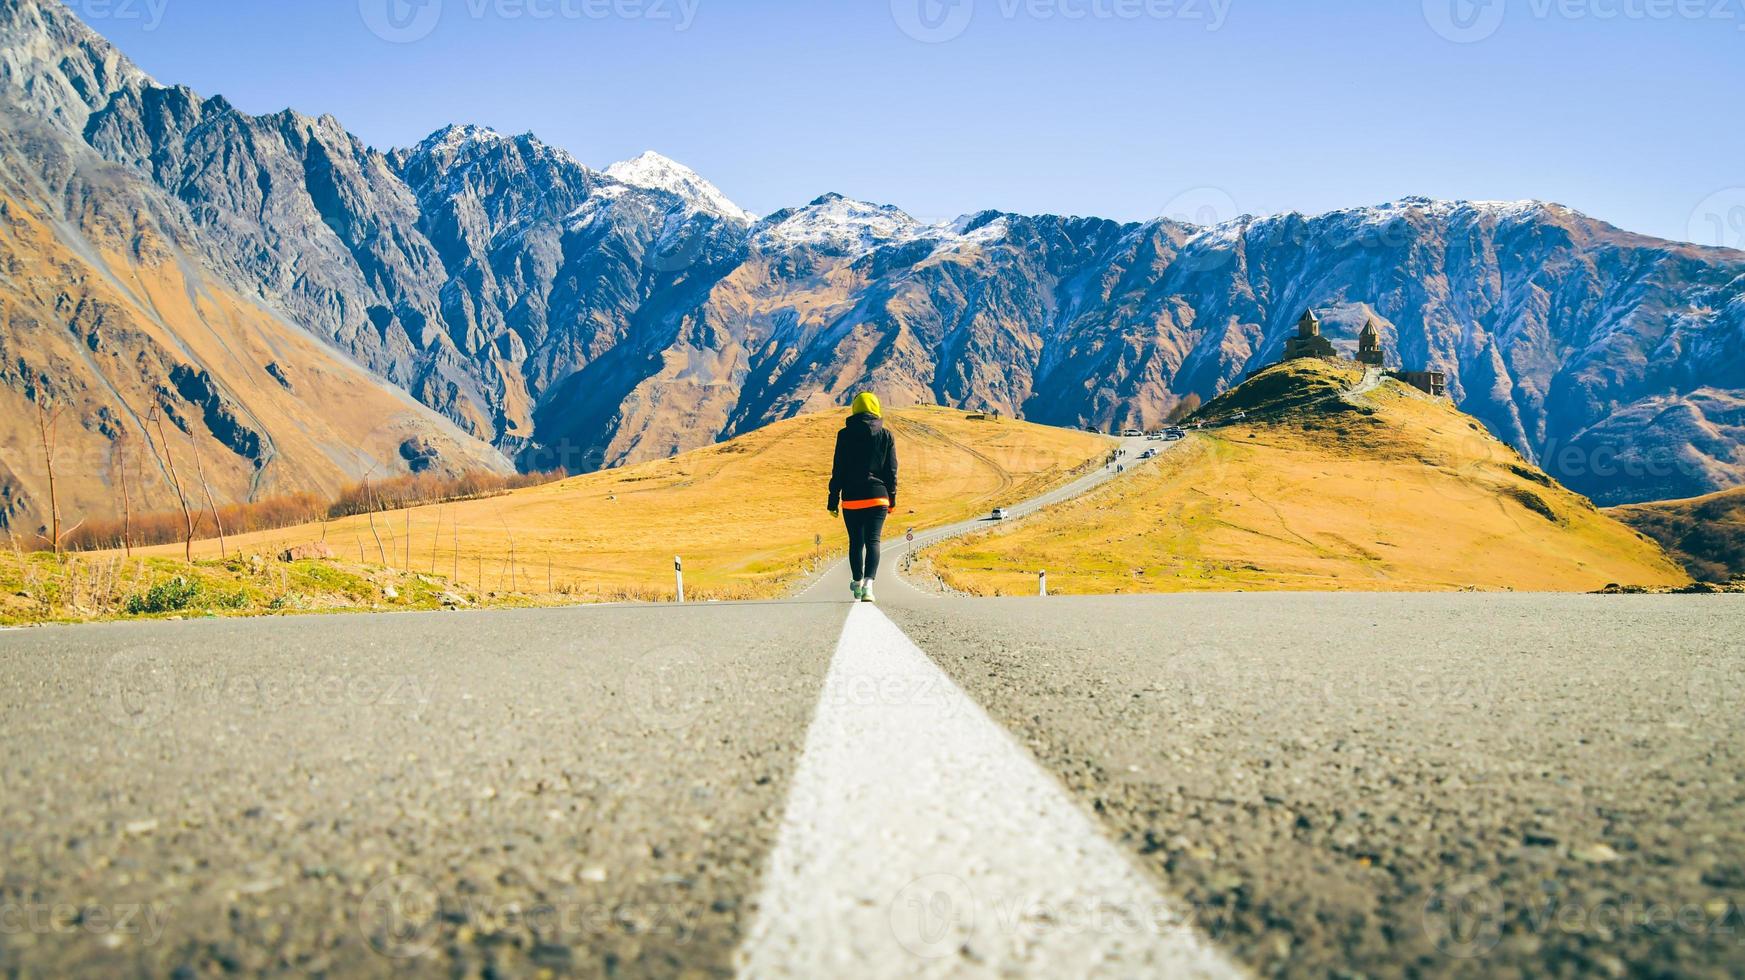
991, 508, 1010, 521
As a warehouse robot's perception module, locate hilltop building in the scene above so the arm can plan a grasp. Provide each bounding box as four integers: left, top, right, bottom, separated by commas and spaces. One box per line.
1283, 310, 1338, 361
1396, 370, 1448, 397
1357, 319, 1385, 366
1277, 307, 1447, 398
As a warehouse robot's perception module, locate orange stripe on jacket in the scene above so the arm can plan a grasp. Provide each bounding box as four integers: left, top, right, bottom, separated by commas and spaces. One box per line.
841, 498, 890, 511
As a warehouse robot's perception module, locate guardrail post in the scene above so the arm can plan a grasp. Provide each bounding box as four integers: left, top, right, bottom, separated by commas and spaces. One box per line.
1039, 570, 1048, 597
675, 556, 685, 604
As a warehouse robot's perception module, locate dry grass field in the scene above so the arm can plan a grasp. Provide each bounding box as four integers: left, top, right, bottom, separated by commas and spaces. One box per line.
1610, 485, 1745, 583
923, 360, 1687, 595
116, 406, 1111, 603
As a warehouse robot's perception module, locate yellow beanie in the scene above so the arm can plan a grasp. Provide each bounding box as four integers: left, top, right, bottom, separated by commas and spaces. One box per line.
850, 392, 882, 418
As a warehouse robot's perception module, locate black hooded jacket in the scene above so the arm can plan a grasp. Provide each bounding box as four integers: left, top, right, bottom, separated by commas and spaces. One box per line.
828, 413, 899, 508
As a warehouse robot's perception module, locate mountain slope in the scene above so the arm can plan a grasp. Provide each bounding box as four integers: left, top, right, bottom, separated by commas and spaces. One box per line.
0, 117, 510, 535
3, 0, 1743, 514
0, 0, 514, 536
0, 0, 148, 128
920, 360, 1686, 593
1609, 486, 1745, 583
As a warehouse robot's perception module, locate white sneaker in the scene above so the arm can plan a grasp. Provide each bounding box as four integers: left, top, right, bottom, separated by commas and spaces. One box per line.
859, 582, 876, 603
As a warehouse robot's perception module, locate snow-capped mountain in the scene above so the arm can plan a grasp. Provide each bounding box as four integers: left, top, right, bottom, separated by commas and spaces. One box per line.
750, 194, 1014, 257
752, 193, 931, 253
604, 150, 755, 223
2, 0, 1743, 525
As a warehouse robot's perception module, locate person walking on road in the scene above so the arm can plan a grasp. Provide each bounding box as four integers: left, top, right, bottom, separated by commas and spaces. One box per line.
828, 392, 898, 603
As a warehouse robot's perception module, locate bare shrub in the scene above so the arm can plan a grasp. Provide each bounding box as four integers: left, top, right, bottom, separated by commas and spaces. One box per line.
60, 468, 561, 556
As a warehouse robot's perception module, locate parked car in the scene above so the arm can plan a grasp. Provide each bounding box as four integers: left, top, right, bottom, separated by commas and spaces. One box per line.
1121, 428, 1143, 438
1164, 428, 1186, 441
991, 508, 1010, 521
1140, 448, 1158, 459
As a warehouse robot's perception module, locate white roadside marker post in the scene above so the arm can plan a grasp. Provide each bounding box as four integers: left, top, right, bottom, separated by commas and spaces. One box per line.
1039, 570, 1048, 597
675, 556, 685, 604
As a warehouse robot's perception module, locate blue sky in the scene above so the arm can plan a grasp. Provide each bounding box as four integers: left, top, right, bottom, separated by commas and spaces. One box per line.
68, 0, 1745, 244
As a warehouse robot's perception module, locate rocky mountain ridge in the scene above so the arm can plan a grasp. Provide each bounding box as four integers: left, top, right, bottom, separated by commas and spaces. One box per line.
2, 0, 1742, 519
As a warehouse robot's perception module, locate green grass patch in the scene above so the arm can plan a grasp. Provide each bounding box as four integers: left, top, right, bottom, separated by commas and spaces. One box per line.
0, 550, 495, 627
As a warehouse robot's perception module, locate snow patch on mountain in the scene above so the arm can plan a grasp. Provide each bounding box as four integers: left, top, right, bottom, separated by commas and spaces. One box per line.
752, 194, 926, 253
604, 150, 755, 223
946, 212, 1012, 247
417, 123, 514, 154
751, 194, 1014, 257
1175, 197, 1559, 251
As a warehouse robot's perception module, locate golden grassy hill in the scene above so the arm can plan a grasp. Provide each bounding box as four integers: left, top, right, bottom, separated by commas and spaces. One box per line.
922, 360, 1687, 595
124, 406, 1111, 602
1609, 486, 1745, 583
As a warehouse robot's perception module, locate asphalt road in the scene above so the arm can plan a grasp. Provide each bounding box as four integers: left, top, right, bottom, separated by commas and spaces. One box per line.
0, 603, 843, 977
4, 432, 1743, 978
887, 594, 1745, 978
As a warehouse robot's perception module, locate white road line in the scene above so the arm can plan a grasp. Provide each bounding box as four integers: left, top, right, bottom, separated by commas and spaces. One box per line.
736, 605, 1244, 979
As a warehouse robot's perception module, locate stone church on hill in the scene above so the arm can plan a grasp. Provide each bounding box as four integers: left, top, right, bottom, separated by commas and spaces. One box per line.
1357, 318, 1385, 366
1282, 308, 1446, 397
1284, 309, 1339, 360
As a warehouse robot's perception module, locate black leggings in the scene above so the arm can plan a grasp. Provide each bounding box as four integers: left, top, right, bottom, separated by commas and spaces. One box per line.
843, 507, 888, 582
